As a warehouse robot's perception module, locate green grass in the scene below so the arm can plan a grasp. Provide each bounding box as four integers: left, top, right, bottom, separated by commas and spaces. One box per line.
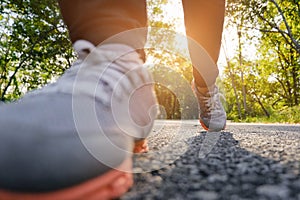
229, 106, 300, 124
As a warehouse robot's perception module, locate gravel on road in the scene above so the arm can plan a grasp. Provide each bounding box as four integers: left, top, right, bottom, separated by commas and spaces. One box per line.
121, 120, 300, 200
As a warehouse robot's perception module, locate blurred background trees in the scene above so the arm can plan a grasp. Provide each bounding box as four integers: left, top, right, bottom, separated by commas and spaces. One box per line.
223, 0, 300, 122
0, 0, 299, 122
0, 0, 74, 101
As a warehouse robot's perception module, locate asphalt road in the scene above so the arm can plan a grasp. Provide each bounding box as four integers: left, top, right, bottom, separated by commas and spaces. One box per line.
121, 120, 300, 200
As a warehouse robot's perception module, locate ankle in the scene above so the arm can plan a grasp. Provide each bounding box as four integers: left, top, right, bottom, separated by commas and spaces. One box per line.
195, 83, 216, 95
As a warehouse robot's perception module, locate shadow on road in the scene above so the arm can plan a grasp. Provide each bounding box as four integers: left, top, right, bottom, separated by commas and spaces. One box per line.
122, 123, 300, 200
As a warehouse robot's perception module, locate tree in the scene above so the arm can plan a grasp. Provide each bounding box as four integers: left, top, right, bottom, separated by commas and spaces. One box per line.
248, 0, 300, 107
224, 0, 299, 121
0, 0, 74, 101
146, 0, 196, 119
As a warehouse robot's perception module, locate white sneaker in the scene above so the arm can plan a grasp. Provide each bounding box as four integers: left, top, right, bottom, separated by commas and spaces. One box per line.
0, 40, 158, 199
192, 80, 226, 131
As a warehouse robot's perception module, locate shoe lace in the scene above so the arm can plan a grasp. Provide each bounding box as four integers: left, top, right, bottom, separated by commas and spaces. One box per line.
71, 40, 151, 106
198, 87, 224, 115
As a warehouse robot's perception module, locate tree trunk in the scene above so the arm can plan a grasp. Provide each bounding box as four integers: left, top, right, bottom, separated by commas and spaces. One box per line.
222, 41, 242, 120
238, 28, 247, 118
253, 92, 270, 118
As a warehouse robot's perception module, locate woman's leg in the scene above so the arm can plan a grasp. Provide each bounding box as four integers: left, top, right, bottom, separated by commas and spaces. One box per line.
182, 0, 226, 131
58, 0, 148, 60
182, 0, 225, 87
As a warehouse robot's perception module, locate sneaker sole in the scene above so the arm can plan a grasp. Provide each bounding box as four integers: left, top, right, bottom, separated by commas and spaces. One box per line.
200, 120, 209, 131
0, 158, 133, 200
133, 139, 149, 153
200, 120, 226, 131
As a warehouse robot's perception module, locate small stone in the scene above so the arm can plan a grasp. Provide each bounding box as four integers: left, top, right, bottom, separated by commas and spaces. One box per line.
190, 168, 199, 175
292, 179, 300, 189
190, 183, 202, 190
149, 176, 162, 186
236, 162, 249, 174
241, 175, 261, 183
191, 191, 218, 200
208, 174, 228, 183
256, 185, 290, 199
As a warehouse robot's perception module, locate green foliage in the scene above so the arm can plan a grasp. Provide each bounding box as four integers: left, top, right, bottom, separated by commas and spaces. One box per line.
244, 106, 300, 124
150, 64, 198, 119
147, 0, 195, 119
0, 0, 74, 101
223, 0, 300, 123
